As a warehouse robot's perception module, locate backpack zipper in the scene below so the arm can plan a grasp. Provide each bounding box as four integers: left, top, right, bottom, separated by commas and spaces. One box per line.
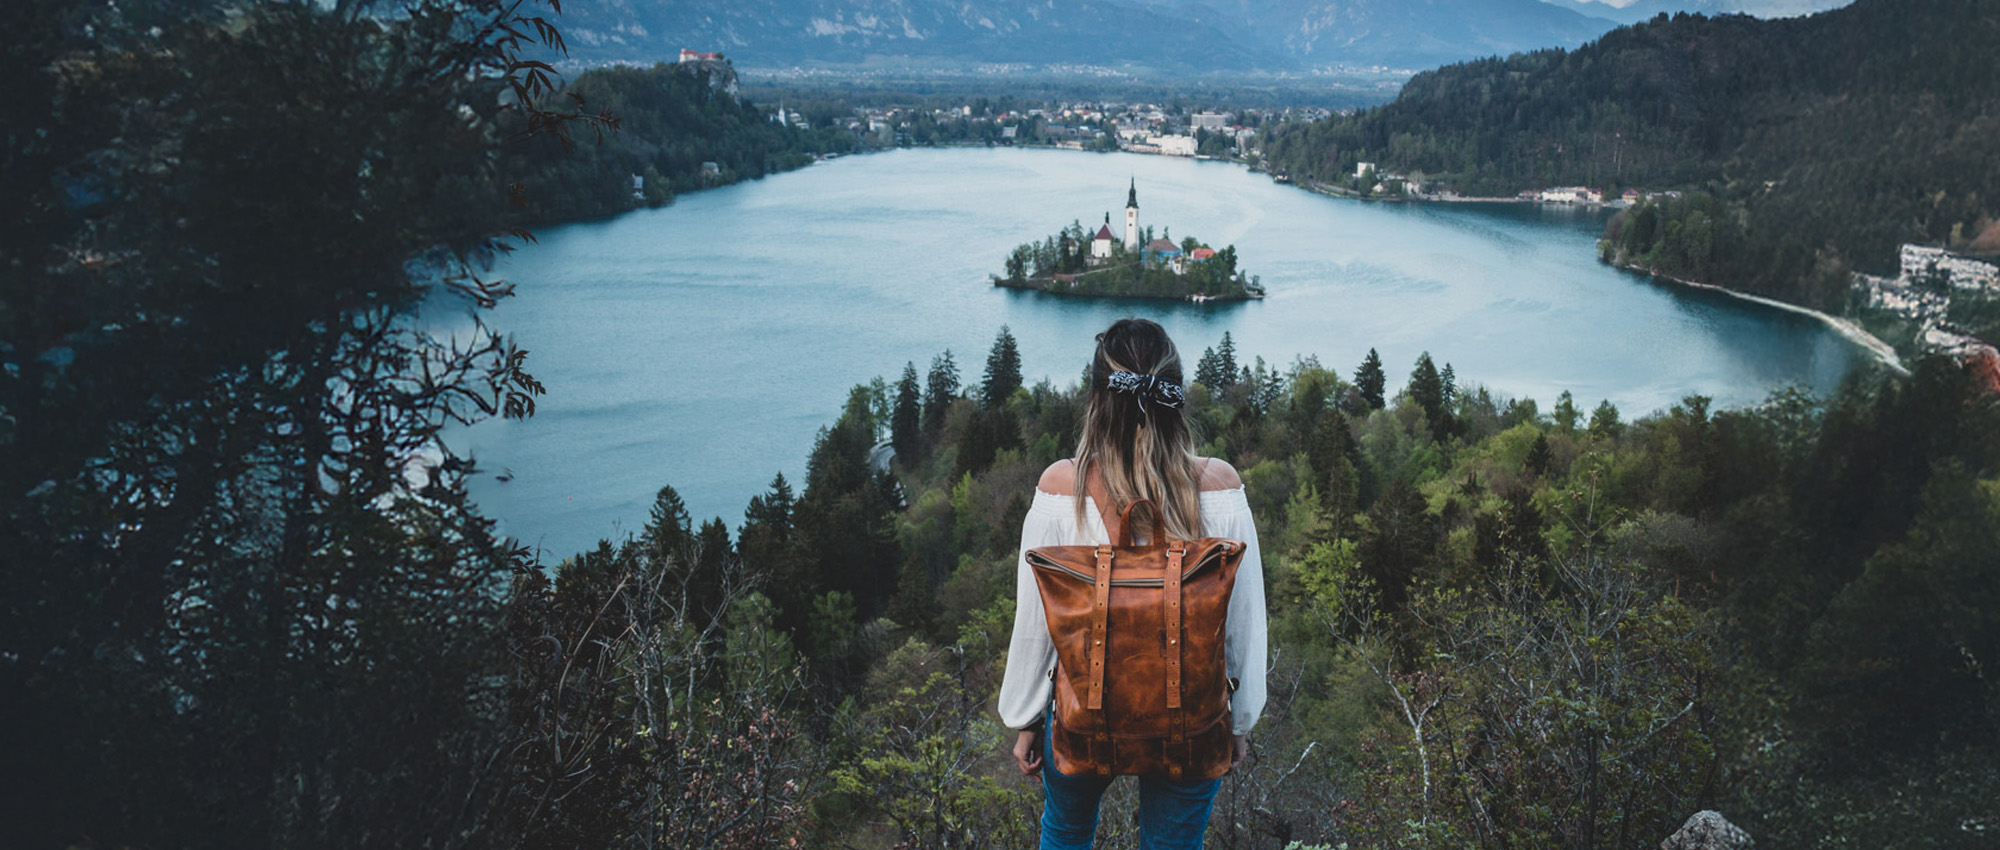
1027, 544, 1234, 586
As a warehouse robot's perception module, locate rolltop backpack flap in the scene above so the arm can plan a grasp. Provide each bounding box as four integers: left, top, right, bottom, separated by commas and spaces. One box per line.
1026, 497, 1246, 778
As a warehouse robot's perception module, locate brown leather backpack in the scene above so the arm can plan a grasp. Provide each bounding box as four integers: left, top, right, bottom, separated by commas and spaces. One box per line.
1027, 494, 1244, 780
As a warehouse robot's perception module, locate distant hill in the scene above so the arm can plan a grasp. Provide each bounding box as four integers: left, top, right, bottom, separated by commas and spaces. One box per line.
1545, 0, 1852, 25
1260, 0, 2000, 312
548, 0, 1617, 71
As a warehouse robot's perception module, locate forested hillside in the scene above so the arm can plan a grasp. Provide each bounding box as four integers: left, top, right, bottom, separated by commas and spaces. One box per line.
502, 62, 855, 224
517, 329, 2000, 848
1260, 0, 2000, 311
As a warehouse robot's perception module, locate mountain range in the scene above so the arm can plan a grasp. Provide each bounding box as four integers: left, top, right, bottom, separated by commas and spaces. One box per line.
548, 0, 1862, 73
549, 0, 1621, 70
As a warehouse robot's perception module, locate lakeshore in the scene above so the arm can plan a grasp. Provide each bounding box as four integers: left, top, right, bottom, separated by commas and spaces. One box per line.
1608, 260, 1908, 376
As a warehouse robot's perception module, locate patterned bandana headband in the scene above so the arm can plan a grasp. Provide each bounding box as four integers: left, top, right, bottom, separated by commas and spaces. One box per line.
1106, 370, 1186, 410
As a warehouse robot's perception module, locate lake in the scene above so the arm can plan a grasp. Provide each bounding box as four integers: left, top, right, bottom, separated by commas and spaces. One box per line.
433, 147, 1868, 558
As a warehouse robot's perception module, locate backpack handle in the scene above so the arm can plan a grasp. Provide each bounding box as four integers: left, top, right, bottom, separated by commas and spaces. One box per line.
1081, 460, 1170, 547
1115, 498, 1168, 548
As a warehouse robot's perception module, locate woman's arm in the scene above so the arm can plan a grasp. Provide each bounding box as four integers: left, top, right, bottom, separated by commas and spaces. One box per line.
995, 487, 1066, 731
1219, 488, 1268, 736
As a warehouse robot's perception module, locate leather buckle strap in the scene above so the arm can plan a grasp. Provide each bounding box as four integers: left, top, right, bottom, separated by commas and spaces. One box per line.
1164, 542, 1185, 720
1088, 544, 1112, 711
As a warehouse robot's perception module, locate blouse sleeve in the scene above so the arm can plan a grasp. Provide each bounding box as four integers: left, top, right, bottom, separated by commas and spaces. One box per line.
1213, 490, 1269, 736
995, 491, 1089, 730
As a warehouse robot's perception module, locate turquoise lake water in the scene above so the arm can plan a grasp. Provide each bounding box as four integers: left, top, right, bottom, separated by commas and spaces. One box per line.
432, 147, 1865, 558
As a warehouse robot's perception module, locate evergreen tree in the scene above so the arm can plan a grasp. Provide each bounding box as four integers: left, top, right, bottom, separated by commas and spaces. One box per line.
924, 350, 960, 436
690, 517, 736, 621
643, 483, 693, 564
1440, 363, 1457, 407
1215, 332, 1240, 388
1589, 399, 1623, 438
1553, 390, 1582, 433
1194, 332, 1241, 390
1354, 348, 1387, 410
891, 362, 922, 464
981, 326, 1023, 409
740, 473, 815, 638
1196, 346, 1224, 388
1408, 352, 1446, 422
795, 411, 903, 619
1525, 433, 1554, 478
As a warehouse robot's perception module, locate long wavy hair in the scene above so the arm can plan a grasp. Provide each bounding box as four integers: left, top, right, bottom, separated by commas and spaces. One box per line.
1073, 318, 1203, 541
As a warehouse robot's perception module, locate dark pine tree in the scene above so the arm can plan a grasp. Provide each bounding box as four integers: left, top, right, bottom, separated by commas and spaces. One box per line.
924, 350, 960, 437
1354, 348, 1386, 411
642, 483, 693, 565
891, 362, 922, 465
1215, 332, 1239, 388
1195, 346, 1223, 388
982, 326, 1023, 409
740, 473, 816, 638
1408, 352, 1446, 423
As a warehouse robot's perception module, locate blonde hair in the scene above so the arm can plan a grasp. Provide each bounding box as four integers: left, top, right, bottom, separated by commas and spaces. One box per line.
1073, 319, 1203, 541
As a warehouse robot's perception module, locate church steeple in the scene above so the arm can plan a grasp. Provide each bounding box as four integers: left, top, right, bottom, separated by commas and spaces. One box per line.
1123, 178, 1140, 251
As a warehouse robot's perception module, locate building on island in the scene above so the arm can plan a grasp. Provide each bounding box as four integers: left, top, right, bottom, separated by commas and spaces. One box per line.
1124, 179, 1140, 251
1092, 219, 1115, 260
1142, 238, 1181, 268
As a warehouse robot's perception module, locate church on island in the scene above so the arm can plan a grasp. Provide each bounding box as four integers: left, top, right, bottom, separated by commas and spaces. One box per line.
996, 179, 1259, 302
1085, 179, 1216, 275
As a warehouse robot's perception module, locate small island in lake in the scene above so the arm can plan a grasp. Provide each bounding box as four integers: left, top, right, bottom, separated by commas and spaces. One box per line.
993, 180, 1264, 302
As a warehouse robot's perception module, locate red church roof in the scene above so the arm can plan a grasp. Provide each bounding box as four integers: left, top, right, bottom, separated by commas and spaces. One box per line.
1093, 225, 1115, 241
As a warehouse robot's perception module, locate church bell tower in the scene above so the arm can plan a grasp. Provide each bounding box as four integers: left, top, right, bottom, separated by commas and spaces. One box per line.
1123, 178, 1139, 251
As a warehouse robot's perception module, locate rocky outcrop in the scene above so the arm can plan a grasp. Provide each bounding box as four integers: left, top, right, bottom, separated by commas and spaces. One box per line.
1661, 811, 1753, 850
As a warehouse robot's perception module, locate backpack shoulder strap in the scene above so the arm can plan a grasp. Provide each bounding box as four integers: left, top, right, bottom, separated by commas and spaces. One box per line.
1081, 461, 1124, 545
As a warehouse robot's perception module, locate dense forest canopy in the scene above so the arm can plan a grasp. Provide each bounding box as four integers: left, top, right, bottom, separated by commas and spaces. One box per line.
1260, 0, 2000, 311
502, 61, 856, 224
522, 330, 2000, 848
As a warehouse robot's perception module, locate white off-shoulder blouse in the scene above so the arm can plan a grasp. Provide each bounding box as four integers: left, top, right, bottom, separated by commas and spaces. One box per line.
996, 487, 1268, 736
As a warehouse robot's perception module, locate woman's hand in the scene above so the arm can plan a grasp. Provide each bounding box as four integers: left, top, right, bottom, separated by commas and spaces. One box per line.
1229, 734, 1249, 774
1012, 730, 1043, 780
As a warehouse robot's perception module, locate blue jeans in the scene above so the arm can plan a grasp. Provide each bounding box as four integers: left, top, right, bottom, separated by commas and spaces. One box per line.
1038, 707, 1223, 850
